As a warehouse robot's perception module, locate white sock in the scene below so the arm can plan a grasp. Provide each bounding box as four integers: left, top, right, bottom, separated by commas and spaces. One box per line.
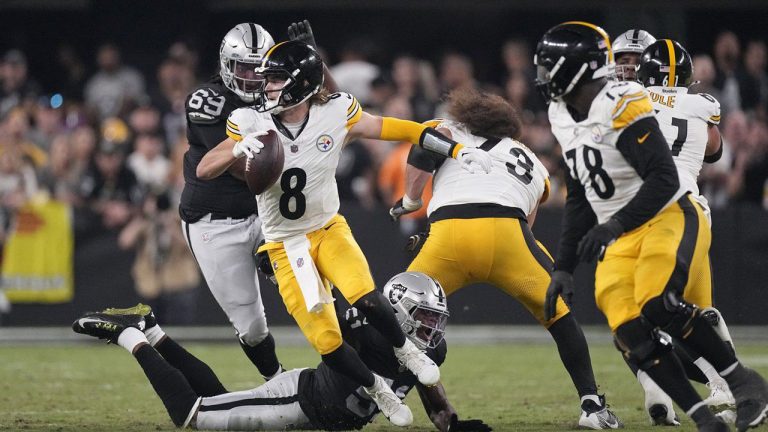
144, 324, 166, 347
394, 338, 413, 354
581, 394, 601, 406
117, 327, 148, 353
694, 357, 722, 383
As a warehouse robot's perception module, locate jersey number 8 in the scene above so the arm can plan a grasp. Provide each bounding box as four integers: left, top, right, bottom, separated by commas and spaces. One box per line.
279, 168, 307, 220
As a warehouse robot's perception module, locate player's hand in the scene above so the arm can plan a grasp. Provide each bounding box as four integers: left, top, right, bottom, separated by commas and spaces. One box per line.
389, 195, 422, 220
576, 218, 624, 262
232, 131, 268, 159
287, 20, 317, 49
254, 240, 277, 286
544, 270, 574, 321
449, 413, 493, 432
405, 231, 428, 252
457, 147, 493, 174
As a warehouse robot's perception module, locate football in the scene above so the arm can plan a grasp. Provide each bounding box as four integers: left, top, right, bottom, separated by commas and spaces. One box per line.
244, 129, 284, 195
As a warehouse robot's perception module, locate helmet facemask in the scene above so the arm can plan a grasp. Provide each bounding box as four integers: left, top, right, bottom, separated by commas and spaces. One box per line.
615, 52, 641, 82
383, 272, 450, 351
400, 299, 449, 350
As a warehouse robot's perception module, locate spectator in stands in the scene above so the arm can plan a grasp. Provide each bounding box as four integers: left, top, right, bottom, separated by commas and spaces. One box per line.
55, 45, 88, 102
330, 39, 380, 105
0, 50, 40, 120
0, 108, 47, 169
0, 147, 38, 244
29, 97, 64, 151
732, 119, 768, 205
150, 57, 194, 145
367, 73, 395, 113
713, 31, 744, 115
127, 133, 170, 193
692, 54, 723, 103
391, 54, 438, 122
84, 43, 146, 119
336, 136, 376, 209
118, 191, 200, 325
38, 133, 79, 204
69, 125, 97, 199
742, 41, 768, 116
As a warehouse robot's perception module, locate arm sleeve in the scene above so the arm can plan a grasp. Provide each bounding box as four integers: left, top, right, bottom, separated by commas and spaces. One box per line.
225, 109, 246, 142
380, 117, 464, 158
554, 172, 597, 273
704, 138, 723, 163
612, 116, 680, 232
406, 143, 447, 172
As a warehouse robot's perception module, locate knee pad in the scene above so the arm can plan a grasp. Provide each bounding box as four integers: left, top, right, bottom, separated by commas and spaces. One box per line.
700, 307, 721, 327
312, 329, 343, 355
614, 317, 674, 370
641, 292, 698, 338
238, 318, 270, 346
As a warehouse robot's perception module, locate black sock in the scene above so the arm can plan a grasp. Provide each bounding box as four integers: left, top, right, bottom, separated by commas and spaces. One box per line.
681, 315, 738, 372
155, 336, 228, 396
690, 404, 718, 427
352, 291, 406, 348
134, 344, 199, 427
547, 313, 598, 397
644, 350, 706, 414
672, 342, 708, 384
239, 333, 282, 378
321, 342, 375, 388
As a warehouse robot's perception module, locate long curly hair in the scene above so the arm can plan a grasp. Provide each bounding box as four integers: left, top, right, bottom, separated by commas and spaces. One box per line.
445, 86, 522, 139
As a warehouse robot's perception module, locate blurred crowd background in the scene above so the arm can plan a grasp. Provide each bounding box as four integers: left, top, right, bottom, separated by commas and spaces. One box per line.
1, 1, 767, 325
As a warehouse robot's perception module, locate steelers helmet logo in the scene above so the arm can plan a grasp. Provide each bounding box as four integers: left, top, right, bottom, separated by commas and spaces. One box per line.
316, 134, 334, 152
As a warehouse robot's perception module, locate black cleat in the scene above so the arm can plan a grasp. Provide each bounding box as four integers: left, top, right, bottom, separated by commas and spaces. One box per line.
102, 303, 156, 329
72, 312, 146, 343
648, 404, 680, 426
729, 367, 768, 431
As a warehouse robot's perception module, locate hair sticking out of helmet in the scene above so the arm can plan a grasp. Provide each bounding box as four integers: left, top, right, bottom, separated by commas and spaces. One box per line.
534, 21, 615, 103
382, 272, 449, 350
219, 23, 275, 103
612, 29, 657, 81
637, 39, 694, 88
253, 41, 325, 113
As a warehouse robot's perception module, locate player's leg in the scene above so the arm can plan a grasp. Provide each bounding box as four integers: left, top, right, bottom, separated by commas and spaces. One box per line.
72, 312, 200, 427
315, 215, 439, 386
193, 369, 314, 430
268, 243, 413, 426
407, 220, 471, 296
487, 218, 619, 429
182, 216, 281, 379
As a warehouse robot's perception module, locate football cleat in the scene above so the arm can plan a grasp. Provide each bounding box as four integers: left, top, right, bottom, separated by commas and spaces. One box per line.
730, 367, 768, 431
638, 370, 680, 426
72, 312, 146, 344
393, 338, 440, 386
102, 303, 156, 329
364, 374, 413, 427
706, 378, 736, 417
579, 395, 624, 429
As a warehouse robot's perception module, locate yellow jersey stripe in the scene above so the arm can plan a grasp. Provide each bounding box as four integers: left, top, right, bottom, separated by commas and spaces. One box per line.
612, 96, 654, 129
226, 127, 243, 142
226, 120, 240, 131
665, 39, 676, 87
346, 102, 361, 121
563, 21, 613, 62
346, 97, 359, 114
345, 104, 363, 129
611, 91, 647, 118
541, 178, 551, 204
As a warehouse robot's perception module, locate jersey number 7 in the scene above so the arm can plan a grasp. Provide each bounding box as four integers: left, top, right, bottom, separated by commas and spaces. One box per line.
670, 117, 688, 156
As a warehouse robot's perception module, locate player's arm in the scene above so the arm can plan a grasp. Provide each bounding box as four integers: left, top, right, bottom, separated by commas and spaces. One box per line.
704, 124, 723, 163
416, 383, 492, 432
287, 19, 338, 93
197, 114, 267, 180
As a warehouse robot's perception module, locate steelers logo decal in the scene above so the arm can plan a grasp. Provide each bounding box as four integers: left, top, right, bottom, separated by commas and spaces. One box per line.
316, 134, 334, 152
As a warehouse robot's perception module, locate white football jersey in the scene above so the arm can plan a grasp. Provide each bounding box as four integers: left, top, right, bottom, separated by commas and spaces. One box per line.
427, 120, 549, 217
226, 92, 363, 241
647, 86, 720, 214
548, 80, 686, 224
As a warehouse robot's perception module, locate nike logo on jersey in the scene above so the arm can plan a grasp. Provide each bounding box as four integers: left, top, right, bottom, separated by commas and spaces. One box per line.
637, 131, 650, 144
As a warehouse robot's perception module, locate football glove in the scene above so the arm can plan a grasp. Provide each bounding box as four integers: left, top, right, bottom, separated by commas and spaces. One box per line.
287, 20, 317, 49
405, 231, 429, 253
232, 131, 267, 159
544, 270, 575, 321
457, 147, 493, 174
576, 218, 624, 262
389, 195, 422, 220
254, 240, 277, 286
449, 414, 493, 432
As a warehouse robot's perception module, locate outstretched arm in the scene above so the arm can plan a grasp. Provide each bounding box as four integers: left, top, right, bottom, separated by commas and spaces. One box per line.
287, 19, 338, 93
417, 383, 492, 432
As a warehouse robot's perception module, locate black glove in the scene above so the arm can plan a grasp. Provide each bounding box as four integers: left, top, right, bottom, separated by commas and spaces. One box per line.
576, 218, 624, 262
287, 20, 317, 48
405, 231, 429, 253
389, 196, 422, 221
449, 414, 493, 432
254, 240, 277, 285
544, 270, 575, 321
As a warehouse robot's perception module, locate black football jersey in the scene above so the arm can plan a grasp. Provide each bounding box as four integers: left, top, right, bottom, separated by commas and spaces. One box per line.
179, 81, 257, 222
297, 307, 447, 430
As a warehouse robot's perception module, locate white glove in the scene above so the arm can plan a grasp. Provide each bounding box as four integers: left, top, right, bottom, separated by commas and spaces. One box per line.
457, 147, 493, 174
232, 131, 268, 159
389, 195, 423, 220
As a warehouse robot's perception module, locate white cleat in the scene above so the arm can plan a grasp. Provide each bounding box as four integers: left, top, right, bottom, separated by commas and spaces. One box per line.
579, 395, 624, 429
394, 338, 440, 385
364, 374, 413, 427
707, 378, 736, 423
638, 370, 680, 426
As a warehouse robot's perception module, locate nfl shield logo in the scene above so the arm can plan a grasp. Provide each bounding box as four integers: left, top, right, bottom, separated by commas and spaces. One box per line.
290, 144, 299, 153
316, 135, 334, 152
296, 257, 304, 268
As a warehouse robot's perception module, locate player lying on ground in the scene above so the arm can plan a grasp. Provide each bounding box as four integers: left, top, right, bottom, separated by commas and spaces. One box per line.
72, 272, 492, 432
195, 41, 492, 426
391, 86, 621, 429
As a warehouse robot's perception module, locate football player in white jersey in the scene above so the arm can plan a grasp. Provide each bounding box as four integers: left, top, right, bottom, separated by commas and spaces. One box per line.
613, 38, 736, 425
612, 29, 657, 82
535, 22, 768, 432
390, 86, 622, 429
196, 41, 492, 428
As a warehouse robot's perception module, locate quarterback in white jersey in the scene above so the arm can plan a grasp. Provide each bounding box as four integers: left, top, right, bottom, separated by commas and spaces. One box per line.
536, 22, 768, 432
195, 41, 492, 428
392, 87, 622, 429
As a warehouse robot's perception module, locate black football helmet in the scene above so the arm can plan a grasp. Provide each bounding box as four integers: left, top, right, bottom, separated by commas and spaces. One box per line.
637, 39, 693, 88
534, 21, 615, 103
254, 41, 324, 113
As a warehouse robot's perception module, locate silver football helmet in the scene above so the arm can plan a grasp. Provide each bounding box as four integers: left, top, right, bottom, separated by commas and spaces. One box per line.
219, 23, 275, 103
612, 29, 656, 81
383, 272, 449, 350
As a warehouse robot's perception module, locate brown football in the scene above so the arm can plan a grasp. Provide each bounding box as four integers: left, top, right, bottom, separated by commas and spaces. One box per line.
244, 129, 284, 195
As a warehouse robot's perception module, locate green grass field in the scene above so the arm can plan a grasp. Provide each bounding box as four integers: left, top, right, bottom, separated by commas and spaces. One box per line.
2, 342, 767, 431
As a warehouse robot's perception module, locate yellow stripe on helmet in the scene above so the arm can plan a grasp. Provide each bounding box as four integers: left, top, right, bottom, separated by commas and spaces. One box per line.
664, 39, 676, 87
263, 41, 288, 61
562, 21, 613, 62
